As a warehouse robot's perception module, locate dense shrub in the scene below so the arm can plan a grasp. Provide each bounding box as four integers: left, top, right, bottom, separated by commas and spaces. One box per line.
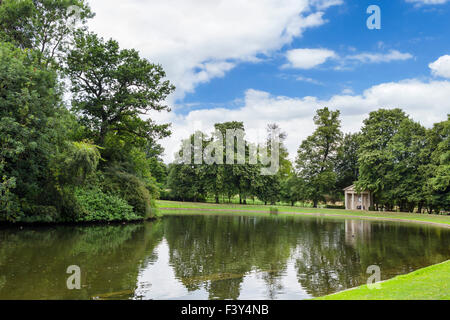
102, 167, 158, 219
74, 187, 140, 222
20, 205, 59, 223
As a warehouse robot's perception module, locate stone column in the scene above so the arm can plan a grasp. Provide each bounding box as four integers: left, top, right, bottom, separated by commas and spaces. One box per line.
365, 193, 368, 210
351, 192, 354, 210
345, 192, 348, 209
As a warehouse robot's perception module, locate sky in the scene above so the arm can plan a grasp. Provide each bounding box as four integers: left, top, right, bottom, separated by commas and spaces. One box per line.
87, 0, 450, 163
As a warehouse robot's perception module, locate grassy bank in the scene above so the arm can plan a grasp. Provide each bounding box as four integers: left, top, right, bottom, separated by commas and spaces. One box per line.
315, 260, 450, 300
157, 200, 450, 227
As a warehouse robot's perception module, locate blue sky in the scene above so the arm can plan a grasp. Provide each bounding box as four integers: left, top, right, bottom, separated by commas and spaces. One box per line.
88, 0, 450, 162
182, 0, 450, 110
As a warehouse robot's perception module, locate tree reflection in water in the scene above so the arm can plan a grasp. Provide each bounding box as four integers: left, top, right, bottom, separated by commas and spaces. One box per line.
0, 215, 449, 299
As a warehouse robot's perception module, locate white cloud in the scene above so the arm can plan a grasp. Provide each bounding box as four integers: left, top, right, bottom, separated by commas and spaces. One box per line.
296, 76, 323, 85
345, 50, 413, 64
429, 55, 450, 78
310, 0, 344, 10
283, 48, 336, 69
157, 79, 450, 163
88, 0, 341, 101
341, 88, 355, 95
405, 0, 450, 5
283, 48, 413, 70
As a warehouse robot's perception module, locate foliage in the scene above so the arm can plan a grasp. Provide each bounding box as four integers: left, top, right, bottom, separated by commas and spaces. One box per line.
0, 41, 63, 221
0, 175, 19, 221
356, 109, 409, 208
65, 32, 174, 148
55, 141, 102, 185
280, 175, 307, 206
73, 187, 139, 222
422, 116, 450, 212
334, 133, 360, 197
0, 0, 93, 65
102, 166, 157, 219
167, 163, 207, 202
296, 108, 342, 207
0, 4, 174, 223
356, 109, 449, 213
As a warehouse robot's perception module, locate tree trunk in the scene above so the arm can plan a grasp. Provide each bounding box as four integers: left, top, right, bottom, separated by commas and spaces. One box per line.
417, 202, 423, 214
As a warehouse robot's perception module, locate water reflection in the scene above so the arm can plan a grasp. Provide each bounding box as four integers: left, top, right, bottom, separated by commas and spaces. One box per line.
0, 215, 449, 300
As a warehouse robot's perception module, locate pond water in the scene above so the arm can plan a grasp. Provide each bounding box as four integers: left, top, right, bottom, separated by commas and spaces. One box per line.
0, 214, 449, 300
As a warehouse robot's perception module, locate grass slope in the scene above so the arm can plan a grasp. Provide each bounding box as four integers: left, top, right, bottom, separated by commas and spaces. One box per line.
316, 260, 450, 300
157, 200, 450, 227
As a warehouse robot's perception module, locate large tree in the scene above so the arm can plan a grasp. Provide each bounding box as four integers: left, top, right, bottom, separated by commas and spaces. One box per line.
384, 119, 428, 212
280, 175, 307, 206
334, 133, 360, 197
296, 108, 343, 207
65, 32, 175, 150
0, 0, 93, 65
0, 42, 70, 221
356, 108, 409, 210
422, 116, 450, 213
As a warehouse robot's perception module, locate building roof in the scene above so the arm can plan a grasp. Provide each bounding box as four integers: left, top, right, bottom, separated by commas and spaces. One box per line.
343, 184, 355, 191
343, 184, 371, 193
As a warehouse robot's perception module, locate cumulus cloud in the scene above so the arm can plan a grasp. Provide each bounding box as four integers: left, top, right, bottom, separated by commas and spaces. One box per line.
88, 0, 341, 101
157, 79, 450, 163
283, 48, 336, 69
429, 55, 450, 78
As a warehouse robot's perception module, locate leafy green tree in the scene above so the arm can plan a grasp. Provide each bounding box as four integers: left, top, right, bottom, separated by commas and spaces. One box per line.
214, 122, 247, 203
334, 133, 360, 198
280, 175, 307, 206
65, 32, 175, 148
266, 123, 292, 178
422, 117, 450, 213
356, 109, 409, 210
101, 165, 158, 219
296, 108, 343, 207
385, 119, 427, 212
255, 175, 281, 205
167, 164, 206, 202
201, 134, 225, 204
148, 157, 168, 185
0, 42, 67, 221
0, 0, 93, 64
254, 123, 292, 205
167, 131, 208, 202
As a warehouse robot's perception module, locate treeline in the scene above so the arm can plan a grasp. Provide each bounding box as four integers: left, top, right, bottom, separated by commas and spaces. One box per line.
165, 109, 449, 214
0, 1, 173, 223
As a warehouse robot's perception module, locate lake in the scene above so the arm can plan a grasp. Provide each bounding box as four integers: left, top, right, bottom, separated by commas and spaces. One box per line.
0, 214, 449, 300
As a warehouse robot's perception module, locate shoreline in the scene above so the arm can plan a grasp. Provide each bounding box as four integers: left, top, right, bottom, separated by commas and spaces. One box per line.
0, 217, 158, 229
159, 206, 450, 229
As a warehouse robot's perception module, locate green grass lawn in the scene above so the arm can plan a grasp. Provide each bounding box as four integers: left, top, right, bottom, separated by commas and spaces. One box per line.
315, 260, 450, 300
156, 200, 450, 227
